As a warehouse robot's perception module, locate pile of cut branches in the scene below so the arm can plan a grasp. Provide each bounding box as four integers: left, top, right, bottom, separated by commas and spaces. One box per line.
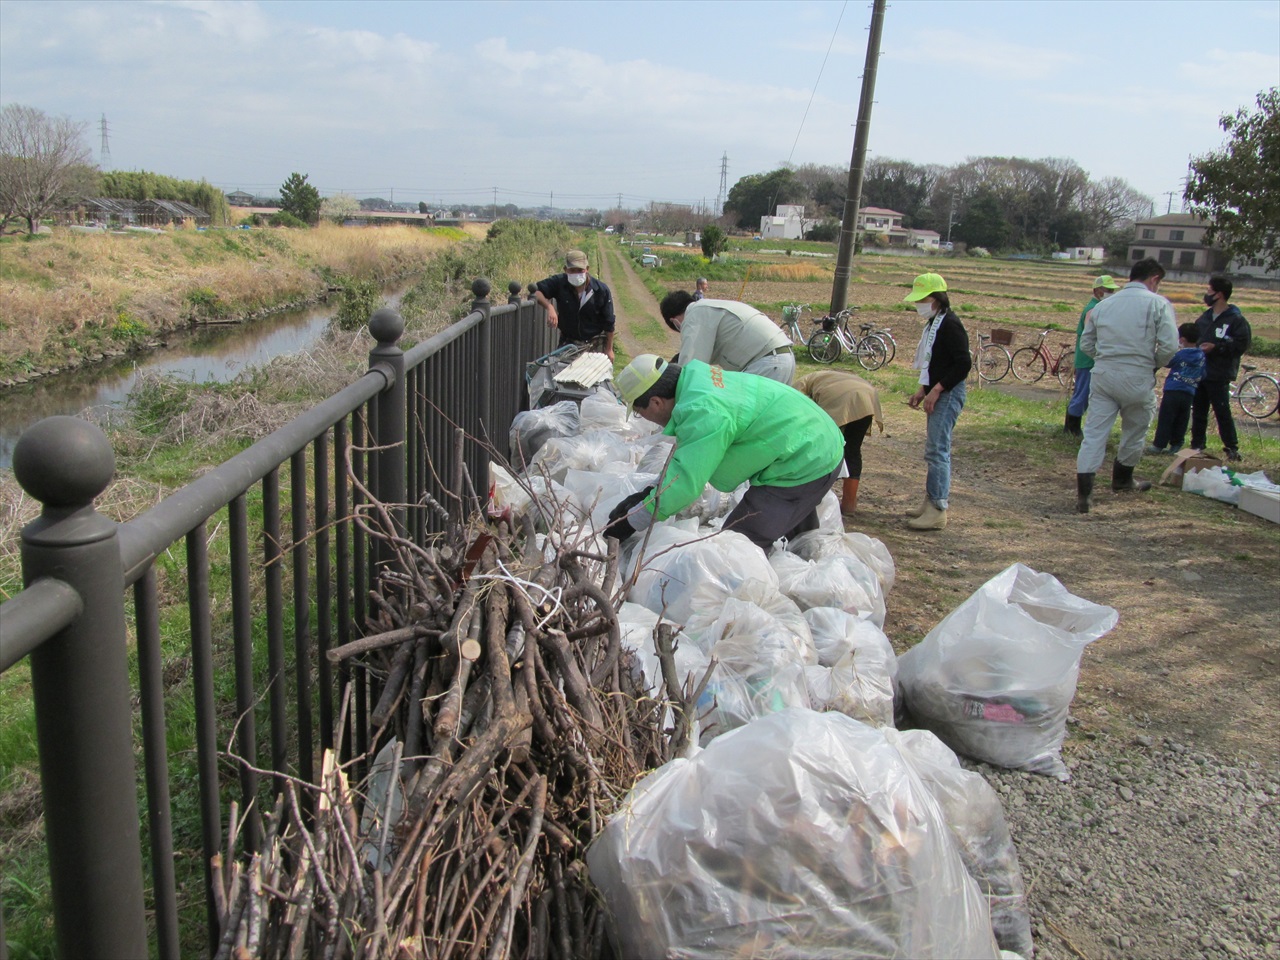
214, 435, 694, 958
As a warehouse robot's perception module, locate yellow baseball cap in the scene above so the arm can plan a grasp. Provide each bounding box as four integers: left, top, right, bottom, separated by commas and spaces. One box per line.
903, 273, 947, 302
1093, 275, 1119, 290
616, 354, 667, 411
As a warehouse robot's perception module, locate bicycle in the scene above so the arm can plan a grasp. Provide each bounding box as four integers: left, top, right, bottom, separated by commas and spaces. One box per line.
780, 303, 816, 344
1010, 327, 1076, 388
970, 332, 1012, 382
835, 310, 897, 364
807, 309, 889, 370
1233, 364, 1280, 420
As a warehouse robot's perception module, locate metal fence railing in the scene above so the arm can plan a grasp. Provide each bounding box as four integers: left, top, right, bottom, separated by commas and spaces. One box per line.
0, 278, 555, 958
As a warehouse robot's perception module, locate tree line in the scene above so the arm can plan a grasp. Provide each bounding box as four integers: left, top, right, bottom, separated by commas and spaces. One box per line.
725, 155, 1153, 254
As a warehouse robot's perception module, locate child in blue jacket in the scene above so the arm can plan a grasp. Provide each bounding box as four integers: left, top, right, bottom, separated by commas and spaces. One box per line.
1148, 323, 1207, 454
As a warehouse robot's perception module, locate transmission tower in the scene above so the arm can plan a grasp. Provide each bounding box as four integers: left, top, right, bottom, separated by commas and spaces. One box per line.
99, 114, 111, 169
715, 152, 729, 217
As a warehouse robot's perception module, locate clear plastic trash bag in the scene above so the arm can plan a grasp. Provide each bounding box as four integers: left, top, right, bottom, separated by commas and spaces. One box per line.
897, 563, 1118, 780
889, 729, 1035, 958
508, 400, 580, 468
587, 708, 999, 960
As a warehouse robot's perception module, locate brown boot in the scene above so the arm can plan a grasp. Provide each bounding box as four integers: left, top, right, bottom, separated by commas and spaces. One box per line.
841, 478, 860, 515
905, 497, 929, 518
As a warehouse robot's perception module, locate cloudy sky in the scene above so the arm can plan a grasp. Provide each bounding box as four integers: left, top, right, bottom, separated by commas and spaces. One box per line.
1, 0, 1276, 211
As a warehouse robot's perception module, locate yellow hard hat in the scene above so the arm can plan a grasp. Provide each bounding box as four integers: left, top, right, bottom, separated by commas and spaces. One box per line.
903, 273, 948, 302
615, 354, 668, 411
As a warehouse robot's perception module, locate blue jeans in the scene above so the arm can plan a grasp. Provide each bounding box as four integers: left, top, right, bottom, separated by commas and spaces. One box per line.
1068, 367, 1092, 416
925, 381, 966, 509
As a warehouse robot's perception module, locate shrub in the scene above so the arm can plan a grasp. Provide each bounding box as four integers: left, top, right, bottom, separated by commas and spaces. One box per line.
268, 211, 307, 229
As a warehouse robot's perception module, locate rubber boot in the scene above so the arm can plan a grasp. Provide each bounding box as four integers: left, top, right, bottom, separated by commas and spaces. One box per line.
1063, 413, 1082, 437
840, 478, 860, 516
1112, 462, 1151, 493
906, 501, 947, 530
905, 497, 929, 518
1076, 472, 1095, 514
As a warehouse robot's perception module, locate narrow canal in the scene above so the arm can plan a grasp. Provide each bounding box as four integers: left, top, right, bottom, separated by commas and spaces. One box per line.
0, 281, 415, 469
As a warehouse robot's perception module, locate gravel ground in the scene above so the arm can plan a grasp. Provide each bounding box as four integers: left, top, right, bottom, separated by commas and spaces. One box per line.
969, 731, 1280, 960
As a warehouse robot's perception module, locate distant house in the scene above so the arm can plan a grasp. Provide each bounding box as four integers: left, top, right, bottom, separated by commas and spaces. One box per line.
760, 204, 806, 240
856, 206, 939, 251
856, 207, 904, 233
1127, 214, 1224, 273
226, 190, 254, 206
1065, 246, 1105, 262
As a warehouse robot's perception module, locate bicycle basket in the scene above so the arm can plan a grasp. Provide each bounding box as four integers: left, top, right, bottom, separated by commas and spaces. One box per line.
991, 328, 1013, 346
782, 305, 799, 322
822, 316, 837, 332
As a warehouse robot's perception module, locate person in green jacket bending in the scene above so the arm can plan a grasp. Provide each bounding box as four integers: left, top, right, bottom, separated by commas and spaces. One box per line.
604, 355, 843, 549
1065, 274, 1119, 436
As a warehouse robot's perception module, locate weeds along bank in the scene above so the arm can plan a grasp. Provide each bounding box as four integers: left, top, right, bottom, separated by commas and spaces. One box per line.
0, 223, 474, 383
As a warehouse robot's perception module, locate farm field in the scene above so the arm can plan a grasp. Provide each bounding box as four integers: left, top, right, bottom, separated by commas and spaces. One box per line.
605, 238, 1280, 960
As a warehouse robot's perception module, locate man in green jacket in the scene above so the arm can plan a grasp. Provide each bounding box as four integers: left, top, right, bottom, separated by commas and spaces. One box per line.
604, 355, 843, 549
1065, 275, 1118, 436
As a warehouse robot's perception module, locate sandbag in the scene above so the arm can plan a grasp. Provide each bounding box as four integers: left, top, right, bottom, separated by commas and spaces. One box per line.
587, 709, 999, 959
897, 563, 1117, 780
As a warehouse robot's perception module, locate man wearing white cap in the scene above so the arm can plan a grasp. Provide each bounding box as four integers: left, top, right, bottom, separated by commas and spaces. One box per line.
1065, 275, 1119, 437
533, 249, 616, 359
603, 355, 842, 549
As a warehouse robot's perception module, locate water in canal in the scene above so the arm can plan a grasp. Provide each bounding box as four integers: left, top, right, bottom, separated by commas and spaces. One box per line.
0, 283, 414, 470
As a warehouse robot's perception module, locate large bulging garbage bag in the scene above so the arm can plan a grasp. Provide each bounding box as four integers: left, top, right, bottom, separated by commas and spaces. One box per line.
889, 730, 1035, 958
897, 563, 1118, 780
508, 400, 580, 467
587, 709, 999, 960
627, 526, 778, 627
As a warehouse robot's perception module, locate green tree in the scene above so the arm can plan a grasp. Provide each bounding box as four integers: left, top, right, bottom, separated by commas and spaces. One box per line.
725, 168, 800, 230
1185, 87, 1280, 271
700, 224, 727, 259
279, 172, 321, 224
954, 188, 1010, 250
0, 104, 95, 233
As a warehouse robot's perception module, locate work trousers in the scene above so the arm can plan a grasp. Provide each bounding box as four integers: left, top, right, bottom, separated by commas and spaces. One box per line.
1190, 379, 1238, 452
1067, 367, 1092, 417
742, 350, 796, 385
1077, 368, 1156, 474
841, 416, 873, 479
723, 465, 841, 548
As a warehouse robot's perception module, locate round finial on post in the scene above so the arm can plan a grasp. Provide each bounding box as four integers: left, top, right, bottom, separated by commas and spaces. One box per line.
470, 277, 492, 301
368, 308, 404, 345
12, 416, 116, 508
507, 280, 521, 297
527, 282, 537, 298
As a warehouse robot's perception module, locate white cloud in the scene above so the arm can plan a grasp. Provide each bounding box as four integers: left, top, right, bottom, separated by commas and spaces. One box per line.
882, 28, 1078, 81
1176, 50, 1280, 92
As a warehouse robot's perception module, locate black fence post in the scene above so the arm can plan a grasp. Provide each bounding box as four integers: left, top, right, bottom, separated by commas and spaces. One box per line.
369, 308, 406, 554
11, 417, 147, 958
472, 278, 493, 447
507, 280, 522, 305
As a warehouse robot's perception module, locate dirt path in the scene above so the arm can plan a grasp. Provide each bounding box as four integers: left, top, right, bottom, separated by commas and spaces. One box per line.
594, 241, 680, 360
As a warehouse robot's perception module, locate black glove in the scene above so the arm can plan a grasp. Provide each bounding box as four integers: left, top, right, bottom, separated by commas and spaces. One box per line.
608, 486, 653, 523
604, 486, 653, 540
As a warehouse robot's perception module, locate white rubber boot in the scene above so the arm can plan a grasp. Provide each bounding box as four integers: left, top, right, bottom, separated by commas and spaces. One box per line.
906, 501, 948, 531
905, 497, 930, 519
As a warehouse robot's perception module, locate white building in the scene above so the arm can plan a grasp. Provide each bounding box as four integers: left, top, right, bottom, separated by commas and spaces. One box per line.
760, 204, 806, 240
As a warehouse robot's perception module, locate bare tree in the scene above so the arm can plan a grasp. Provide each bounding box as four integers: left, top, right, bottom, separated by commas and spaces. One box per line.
0, 104, 94, 234
320, 192, 361, 223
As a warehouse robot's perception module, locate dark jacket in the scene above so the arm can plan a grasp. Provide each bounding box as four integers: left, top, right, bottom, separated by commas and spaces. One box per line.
927, 310, 972, 392
1195, 304, 1251, 381
534, 273, 616, 343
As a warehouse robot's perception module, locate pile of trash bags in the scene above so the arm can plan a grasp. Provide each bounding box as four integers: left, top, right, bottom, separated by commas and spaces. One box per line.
502, 389, 1117, 958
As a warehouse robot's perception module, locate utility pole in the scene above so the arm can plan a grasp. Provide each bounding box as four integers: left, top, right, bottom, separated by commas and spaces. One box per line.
492, 187, 497, 221
1164, 191, 1177, 215
946, 196, 959, 244
830, 0, 886, 313
99, 114, 111, 169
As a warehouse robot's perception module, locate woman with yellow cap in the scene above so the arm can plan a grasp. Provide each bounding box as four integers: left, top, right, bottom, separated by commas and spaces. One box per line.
903, 273, 971, 530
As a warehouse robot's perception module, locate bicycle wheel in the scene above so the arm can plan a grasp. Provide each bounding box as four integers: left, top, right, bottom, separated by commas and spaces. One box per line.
977, 344, 1011, 382
1010, 347, 1047, 383
1055, 359, 1075, 389
871, 332, 896, 365
807, 330, 842, 364
1237, 374, 1280, 419
855, 336, 888, 371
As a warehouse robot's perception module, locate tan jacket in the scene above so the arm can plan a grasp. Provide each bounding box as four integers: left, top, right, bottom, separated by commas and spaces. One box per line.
794, 370, 884, 431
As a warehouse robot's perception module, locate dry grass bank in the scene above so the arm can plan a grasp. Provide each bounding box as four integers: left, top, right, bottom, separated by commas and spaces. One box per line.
0, 224, 464, 378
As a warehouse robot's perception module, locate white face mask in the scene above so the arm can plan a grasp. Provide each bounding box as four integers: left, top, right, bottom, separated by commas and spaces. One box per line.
567, 272, 587, 287
915, 302, 935, 319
